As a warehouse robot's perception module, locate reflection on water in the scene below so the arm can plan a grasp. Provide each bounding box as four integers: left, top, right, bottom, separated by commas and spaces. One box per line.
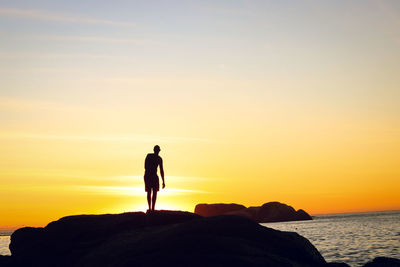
0, 236, 11, 256
261, 211, 400, 267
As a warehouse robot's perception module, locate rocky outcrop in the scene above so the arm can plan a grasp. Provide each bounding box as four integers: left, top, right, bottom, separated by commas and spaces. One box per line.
194, 203, 246, 217
6, 210, 327, 267
3, 211, 398, 267
9, 211, 199, 266
256, 202, 312, 222
195, 201, 312, 223
326, 262, 351, 267
0, 255, 12, 266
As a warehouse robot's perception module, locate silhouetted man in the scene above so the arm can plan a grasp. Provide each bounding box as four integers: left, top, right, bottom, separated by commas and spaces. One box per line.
144, 145, 165, 211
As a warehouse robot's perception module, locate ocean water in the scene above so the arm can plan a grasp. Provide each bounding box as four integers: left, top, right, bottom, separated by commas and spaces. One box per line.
262, 210, 400, 266
0, 231, 12, 256
0, 211, 399, 266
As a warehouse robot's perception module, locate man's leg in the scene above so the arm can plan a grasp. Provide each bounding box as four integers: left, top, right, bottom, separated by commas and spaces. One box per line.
147, 191, 151, 211
151, 189, 157, 211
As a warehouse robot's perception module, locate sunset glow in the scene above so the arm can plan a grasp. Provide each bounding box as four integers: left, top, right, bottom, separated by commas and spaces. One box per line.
1, 0, 399, 229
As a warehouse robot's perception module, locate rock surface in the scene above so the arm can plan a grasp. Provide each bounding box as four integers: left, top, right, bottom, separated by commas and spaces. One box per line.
256, 202, 313, 222
0, 255, 12, 266
195, 201, 312, 223
6, 210, 325, 267
4, 210, 395, 267
194, 203, 246, 217
9, 210, 199, 267
326, 262, 351, 267
363, 257, 400, 267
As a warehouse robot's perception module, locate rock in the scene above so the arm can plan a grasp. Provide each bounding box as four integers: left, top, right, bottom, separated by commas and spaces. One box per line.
8, 227, 45, 260
77, 215, 325, 267
8, 210, 326, 267
363, 257, 400, 267
194, 203, 246, 217
0, 255, 13, 266
195, 202, 312, 223
10, 210, 200, 267
297, 209, 313, 220
256, 202, 313, 223
326, 262, 351, 267
226, 206, 260, 220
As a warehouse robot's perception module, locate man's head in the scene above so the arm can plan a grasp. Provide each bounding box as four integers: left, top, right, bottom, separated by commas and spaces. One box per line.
153, 145, 161, 154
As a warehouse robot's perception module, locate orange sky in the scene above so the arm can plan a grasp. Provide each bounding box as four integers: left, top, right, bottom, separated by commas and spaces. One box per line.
1, 1, 400, 229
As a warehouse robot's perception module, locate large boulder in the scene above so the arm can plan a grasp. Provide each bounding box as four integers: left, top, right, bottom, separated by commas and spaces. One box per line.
256, 202, 313, 223
195, 202, 312, 223
194, 203, 246, 217
7, 210, 326, 267
297, 209, 313, 220
0, 255, 12, 266
76, 215, 325, 267
326, 263, 350, 267
9, 210, 200, 267
226, 206, 260, 220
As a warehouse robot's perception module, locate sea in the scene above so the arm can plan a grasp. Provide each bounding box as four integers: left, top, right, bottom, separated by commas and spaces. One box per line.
0, 231, 12, 256
0, 211, 399, 266
262, 210, 400, 266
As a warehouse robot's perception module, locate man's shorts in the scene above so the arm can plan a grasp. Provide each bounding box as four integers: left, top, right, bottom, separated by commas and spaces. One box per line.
144, 175, 159, 192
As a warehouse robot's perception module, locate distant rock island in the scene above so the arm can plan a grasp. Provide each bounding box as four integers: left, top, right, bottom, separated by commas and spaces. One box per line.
195, 201, 312, 222
1, 210, 398, 267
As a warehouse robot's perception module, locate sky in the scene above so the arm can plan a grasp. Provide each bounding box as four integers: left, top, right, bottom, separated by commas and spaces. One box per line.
1, 0, 399, 229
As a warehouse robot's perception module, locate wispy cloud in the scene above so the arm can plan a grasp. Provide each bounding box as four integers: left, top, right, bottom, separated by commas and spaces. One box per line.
0, 97, 216, 144
104, 175, 213, 184
76, 185, 209, 196
0, 7, 135, 27
0, 52, 116, 60
0, 97, 91, 112
198, 4, 250, 16
0, 184, 209, 196
16, 34, 151, 44
0, 132, 215, 144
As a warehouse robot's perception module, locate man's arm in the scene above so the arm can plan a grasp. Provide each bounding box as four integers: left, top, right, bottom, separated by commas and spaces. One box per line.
160, 157, 165, 189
